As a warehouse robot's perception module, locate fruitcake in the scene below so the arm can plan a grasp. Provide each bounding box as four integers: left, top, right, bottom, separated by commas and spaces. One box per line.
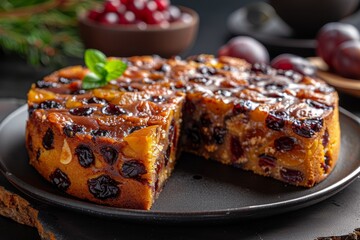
26, 54, 340, 210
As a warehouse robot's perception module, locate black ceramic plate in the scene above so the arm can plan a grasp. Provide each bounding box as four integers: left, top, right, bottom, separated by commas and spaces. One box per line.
1, 105, 360, 223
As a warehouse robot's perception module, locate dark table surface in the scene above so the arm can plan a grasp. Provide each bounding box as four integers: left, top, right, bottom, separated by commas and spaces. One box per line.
1, 0, 360, 239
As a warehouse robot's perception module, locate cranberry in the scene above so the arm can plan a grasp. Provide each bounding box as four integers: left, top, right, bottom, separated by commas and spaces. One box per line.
121, 160, 147, 179
126, 0, 146, 18
102, 104, 127, 115
213, 126, 227, 145
274, 136, 296, 152
31, 101, 63, 113
119, 11, 136, 24
149, 95, 166, 103
145, 10, 166, 25
88, 175, 120, 200
233, 100, 254, 115
230, 136, 243, 161
168, 6, 181, 22
322, 154, 331, 173
43, 128, 54, 150
280, 168, 304, 184
186, 124, 201, 148
119, 85, 139, 92
104, 0, 122, 12
305, 99, 332, 110
265, 111, 288, 131
75, 144, 95, 168
58, 77, 73, 84
197, 66, 217, 76
85, 97, 107, 105
69, 107, 95, 116
87, 9, 102, 21
271, 54, 316, 76
264, 82, 287, 91
154, 0, 169, 11
323, 129, 329, 148
292, 118, 323, 138
36, 80, 58, 89
316, 22, 360, 68
99, 12, 119, 24
50, 169, 71, 191
91, 129, 110, 137
63, 124, 85, 138
100, 146, 118, 165
258, 154, 277, 168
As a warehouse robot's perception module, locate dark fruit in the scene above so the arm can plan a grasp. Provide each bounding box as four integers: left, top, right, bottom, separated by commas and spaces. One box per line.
63, 124, 85, 138
213, 126, 227, 145
42, 128, 54, 150
200, 113, 212, 127
197, 66, 216, 76
265, 111, 288, 131
88, 175, 120, 200
149, 95, 166, 103
49, 169, 71, 191
258, 154, 276, 168
69, 107, 95, 116
100, 146, 118, 165
271, 54, 316, 76
102, 104, 127, 115
75, 144, 95, 168
316, 22, 360, 68
274, 136, 296, 152
230, 136, 243, 161
85, 97, 107, 105
280, 168, 304, 184
332, 40, 360, 79
91, 129, 110, 137
35, 80, 58, 89
186, 124, 201, 147
121, 160, 147, 179
218, 36, 269, 64
305, 99, 332, 110
323, 129, 329, 148
292, 118, 323, 138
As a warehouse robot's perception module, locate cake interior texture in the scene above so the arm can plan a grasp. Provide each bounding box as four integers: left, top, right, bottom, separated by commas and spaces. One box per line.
26, 55, 340, 210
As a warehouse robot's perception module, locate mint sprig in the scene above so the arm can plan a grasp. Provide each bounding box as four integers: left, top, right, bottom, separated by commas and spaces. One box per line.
82, 49, 127, 90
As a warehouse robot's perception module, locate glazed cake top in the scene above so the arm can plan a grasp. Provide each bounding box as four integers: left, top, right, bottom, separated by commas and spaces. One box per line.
28, 54, 337, 139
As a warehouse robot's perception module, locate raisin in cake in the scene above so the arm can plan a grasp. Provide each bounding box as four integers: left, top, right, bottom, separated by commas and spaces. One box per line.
26, 55, 340, 209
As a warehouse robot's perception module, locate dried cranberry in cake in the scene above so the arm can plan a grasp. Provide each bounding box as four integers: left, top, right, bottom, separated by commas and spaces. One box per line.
200, 113, 212, 127
323, 129, 329, 148
251, 63, 272, 74
197, 66, 217, 75
258, 154, 277, 168
321, 154, 331, 173
75, 144, 95, 168
100, 146, 118, 165
121, 160, 147, 179
305, 99, 332, 110
264, 82, 287, 91
154, 63, 171, 73
274, 136, 296, 152
91, 129, 109, 137
188, 76, 212, 85
31, 101, 63, 112
230, 136, 243, 162
85, 97, 107, 105
88, 175, 120, 200
292, 118, 323, 138
280, 168, 304, 184
35, 80, 58, 89
102, 104, 127, 115
63, 124, 85, 138
58, 77, 73, 84
43, 128, 54, 150
213, 126, 227, 145
265, 111, 288, 131
185, 123, 201, 148
149, 95, 166, 103
49, 168, 71, 191
233, 100, 254, 115
69, 107, 95, 116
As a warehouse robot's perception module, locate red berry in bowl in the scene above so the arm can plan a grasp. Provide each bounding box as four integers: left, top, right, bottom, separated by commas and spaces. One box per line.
332, 40, 360, 79
219, 36, 269, 64
316, 22, 360, 68
271, 54, 316, 76
99, 12, 119, 24
127, 0, 146, 19
119, 11, 136, 24
168, 6, 181, 22
88, 9, 102, 21
155, 0, 169, 11
104, 0, 122, 13
145, 11, 166, 25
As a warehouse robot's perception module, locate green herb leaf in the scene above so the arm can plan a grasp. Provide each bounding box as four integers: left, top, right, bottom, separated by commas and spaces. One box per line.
82, 73, 107, 90
105, 59, 127, 82
85, 49, 107, 73
94, 62, 107, 78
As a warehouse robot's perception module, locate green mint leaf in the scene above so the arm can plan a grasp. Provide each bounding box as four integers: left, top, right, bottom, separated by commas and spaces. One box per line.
85, 49, 106, 73
94, 62, 107, 77
82, 73, 106, 89
104, 59, 127, 82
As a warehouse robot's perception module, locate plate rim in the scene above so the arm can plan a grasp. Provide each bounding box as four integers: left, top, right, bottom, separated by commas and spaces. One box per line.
1, 105, 360, 222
